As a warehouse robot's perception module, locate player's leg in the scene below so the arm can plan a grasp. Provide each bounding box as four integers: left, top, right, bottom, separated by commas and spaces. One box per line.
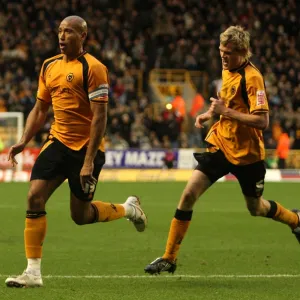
145, 150, 230, 274
5, 177, 65, 288
233, 161, 300, 241
243, 194, 299, 227
144, 171, 212, 275
70, 193, 146, 230
68, 149, 147, 231
6, 138, 66, 288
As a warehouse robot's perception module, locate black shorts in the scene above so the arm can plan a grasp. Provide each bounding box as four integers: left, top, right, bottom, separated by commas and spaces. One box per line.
31, 138, 105, 201
194, 150, 266, 197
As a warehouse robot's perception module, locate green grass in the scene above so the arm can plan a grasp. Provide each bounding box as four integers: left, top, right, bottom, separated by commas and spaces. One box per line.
0, 182, 299, 300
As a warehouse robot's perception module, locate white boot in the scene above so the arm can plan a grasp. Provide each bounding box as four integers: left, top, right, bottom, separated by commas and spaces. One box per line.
5, 270, 43, 288
124, 196, 147, 232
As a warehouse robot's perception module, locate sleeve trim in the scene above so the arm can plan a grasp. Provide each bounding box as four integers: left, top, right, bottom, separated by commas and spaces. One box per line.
90, 98, 108, 103
251, 110, 269, 114
37, 97, 49, 103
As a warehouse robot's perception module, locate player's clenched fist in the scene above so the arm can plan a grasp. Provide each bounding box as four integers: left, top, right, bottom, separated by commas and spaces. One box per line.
209, 96, 226, 115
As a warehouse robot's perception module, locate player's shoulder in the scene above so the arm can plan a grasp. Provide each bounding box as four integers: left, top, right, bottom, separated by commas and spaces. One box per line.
43, 54, 64, 65
83, 53, 107, 72
41, 54, 64, 75
245, 62, 264, 80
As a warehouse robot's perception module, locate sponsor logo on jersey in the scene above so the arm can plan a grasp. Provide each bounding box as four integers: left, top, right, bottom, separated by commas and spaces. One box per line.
256, 90, 265, 105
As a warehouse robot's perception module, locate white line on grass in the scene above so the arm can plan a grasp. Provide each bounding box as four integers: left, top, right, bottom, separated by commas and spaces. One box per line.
0, 274, 299, 279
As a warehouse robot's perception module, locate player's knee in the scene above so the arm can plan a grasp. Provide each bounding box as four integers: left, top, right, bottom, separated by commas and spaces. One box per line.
71, 213, 87, 225
182, 189, 197, 204
245, 196, 267, 217
27, 190, 46, 210
247, 204, 265, 216
71, 216, 86, 225
248, 207, 260, 216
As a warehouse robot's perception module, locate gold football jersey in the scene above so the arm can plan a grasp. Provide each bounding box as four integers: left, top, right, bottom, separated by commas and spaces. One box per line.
37, 52, 109, 151
206, 62, 269, 165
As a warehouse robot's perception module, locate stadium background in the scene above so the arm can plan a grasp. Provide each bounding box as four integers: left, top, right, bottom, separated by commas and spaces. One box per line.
0, 1, 300, 300
0, 0, 300, 181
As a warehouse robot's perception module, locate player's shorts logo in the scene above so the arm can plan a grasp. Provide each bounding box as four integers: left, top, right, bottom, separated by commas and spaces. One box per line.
231, 86, 236, 95
66, 73, 74, 82
255, 179, 264, 196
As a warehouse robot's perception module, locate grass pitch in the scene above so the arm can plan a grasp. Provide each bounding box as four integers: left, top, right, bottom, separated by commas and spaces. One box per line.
0, 181, 299, 300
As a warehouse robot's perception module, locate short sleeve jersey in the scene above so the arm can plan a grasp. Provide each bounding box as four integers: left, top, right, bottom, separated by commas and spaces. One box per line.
205, 62, 269, 165
37, 52, 109, 151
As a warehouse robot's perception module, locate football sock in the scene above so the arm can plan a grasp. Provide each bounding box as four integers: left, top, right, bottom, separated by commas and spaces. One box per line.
24, 211, 47, 275
162, 209, 193, 262
91, 201, 125, 222
26, 258, 41, 276
266, 200, 299, 229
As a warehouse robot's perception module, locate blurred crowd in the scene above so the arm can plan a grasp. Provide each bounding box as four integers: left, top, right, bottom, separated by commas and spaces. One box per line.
0, 0, 299, 153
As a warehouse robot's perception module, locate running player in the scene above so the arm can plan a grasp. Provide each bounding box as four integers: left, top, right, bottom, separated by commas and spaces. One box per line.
144, 26, 299, 275
5, 16, 147, 288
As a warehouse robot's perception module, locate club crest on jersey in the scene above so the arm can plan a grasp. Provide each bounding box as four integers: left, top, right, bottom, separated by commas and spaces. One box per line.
66, 73, 74, 82
230, 86, 236, 95
256, 90, 265, 105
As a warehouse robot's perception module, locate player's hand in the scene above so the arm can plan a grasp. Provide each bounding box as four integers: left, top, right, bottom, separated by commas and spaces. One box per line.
210, 93, 226, 115
80, 162, 97, 193
194, 111, 213, 128
7, 142, 26, 167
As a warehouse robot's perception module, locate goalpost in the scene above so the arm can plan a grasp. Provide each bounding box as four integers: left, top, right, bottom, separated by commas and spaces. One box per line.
0, 112, 24, 172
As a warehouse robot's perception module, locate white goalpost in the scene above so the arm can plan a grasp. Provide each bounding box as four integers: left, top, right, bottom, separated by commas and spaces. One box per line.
0, 112, 24, 172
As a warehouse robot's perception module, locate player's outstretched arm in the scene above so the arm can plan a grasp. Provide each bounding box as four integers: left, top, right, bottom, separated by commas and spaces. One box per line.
8, 100, 50, 167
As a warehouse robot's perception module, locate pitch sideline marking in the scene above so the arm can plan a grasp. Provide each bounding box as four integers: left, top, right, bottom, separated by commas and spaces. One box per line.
0, 274, 300, 279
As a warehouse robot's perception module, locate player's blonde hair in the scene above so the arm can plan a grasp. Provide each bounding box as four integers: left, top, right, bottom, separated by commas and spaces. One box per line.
220, 26, 252, 59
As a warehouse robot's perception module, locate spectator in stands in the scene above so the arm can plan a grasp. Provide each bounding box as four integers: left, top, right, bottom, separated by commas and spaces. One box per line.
129, 132, 140, 148
163, 147, 176, 169
119, 113, 133, 142
292, 120, 300, 150
20, 89, 35, 120
108, 117, 121, 136
130, 113, 148, 141
0, 96, 7, 112
276, 128, 291, 169
111, 132, 129, 150
149, 131, 161, 148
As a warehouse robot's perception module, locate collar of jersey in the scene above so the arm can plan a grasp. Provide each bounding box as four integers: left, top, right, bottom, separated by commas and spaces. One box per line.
63, 50, 87, 62
229, 60, 249, 73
